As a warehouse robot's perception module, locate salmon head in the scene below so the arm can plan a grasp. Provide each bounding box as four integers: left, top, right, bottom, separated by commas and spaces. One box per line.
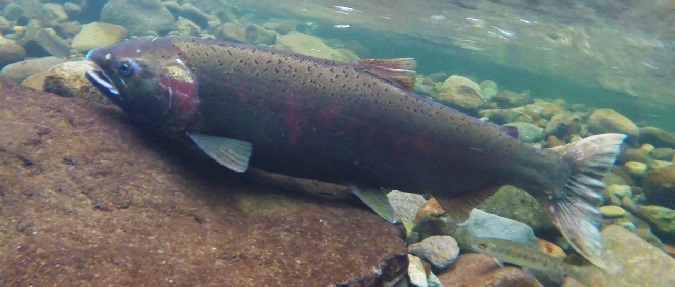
85, 37, 199, 131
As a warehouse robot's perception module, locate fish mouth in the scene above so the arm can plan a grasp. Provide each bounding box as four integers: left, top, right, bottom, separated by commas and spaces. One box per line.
85, 69, 121, 102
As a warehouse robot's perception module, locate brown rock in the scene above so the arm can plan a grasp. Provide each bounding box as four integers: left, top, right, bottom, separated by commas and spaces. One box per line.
0, 81, 405, 286
536, 238, 565, 259
42, 60, 107, 102
640, 126, 675, 148
415, 197, 445, 223
436, 254, 543, 287
587, 108, 639, 139
643, 165, 675, 208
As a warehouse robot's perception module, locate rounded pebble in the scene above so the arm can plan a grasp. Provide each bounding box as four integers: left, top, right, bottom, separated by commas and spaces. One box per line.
600, 205, 626, 219
624, 161, 648, 178
408, 235, 460, 271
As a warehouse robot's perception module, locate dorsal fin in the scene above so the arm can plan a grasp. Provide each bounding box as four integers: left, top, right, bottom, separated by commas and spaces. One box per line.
352, 58, 417, 91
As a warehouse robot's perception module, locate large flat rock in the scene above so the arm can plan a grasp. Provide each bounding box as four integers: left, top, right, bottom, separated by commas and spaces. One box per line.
0, 81, 406, 286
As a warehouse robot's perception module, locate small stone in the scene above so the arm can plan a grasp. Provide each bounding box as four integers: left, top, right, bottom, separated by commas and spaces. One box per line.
71, 22, 128, 53
640, 143, 655, 152
408, 254, 429, 287
388, 190, 427, 235
621, 196, 637, 211
63, 2, 82, 14
606, 184, 632, 199
615, 219, 637, 231
618, 147, 653, 165
415, 197, 445, 223
639, 126, 675, 148
408, 235, 459, 271
479, 80, 497, 101
599, 205, 626, 219
623, 161, 648, 178
547, 135, 564, 147
587, 108, 639, 139
536, 238, 565, 259
504, 122, 543, 143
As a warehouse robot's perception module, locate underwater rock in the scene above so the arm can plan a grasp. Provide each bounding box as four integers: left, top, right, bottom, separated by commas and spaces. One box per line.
333, 254, 408, 287
599, 205, 626, 219
71, 22, 128, 54
407, 235, 459, 271
479, 105, 536, 125
639, 126, 675, 148
477, 186, 555, 233
101, 0, 175, 36
617, 147, 653, 165
388, 190, 427, 235
491, 90, 532, 109
436, 253, 543, 287
217, 23, 277, 46
0, 81, 406, 286
503, 122, 543, 143
544, 113, 582, 139
435, 75, 485, 113
415, 198, 445, 223
407, 254, 429, 287
42, 3, 69, 25
634, 205, 675, 241
0, 36, 26, 68
2, 3, 25, 21
163, 2, 214, 29
599, 225, 675, 287
262, 18, 299, 35
536, 238, 565, 259
0, 56, 64, 83
587, 108, 639, 139
19, 20, 71, 58
461, 209, 537, 247
623, 161, 648, 179
170, 17, 202, 38
275, 31, 359, 62
642, 165, 675, 208
479, 80, 497, 101
42, 60, 107, 102
652, 148, 675, 161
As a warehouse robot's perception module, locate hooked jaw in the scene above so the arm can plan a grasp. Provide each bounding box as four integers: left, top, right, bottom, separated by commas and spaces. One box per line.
85, 48, 122, 103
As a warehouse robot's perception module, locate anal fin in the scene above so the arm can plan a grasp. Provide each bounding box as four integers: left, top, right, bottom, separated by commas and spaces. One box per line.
351, 186, 397, 224
188, 132, 252, 173
434, 186, 500, 220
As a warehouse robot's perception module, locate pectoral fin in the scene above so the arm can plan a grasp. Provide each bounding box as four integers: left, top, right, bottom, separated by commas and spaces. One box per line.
188, 132, 252, 173
351, 186, 398, 224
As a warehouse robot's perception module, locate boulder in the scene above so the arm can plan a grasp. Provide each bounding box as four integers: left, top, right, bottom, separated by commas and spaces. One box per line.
0, 81, 406, 286
275, 31, 359, 62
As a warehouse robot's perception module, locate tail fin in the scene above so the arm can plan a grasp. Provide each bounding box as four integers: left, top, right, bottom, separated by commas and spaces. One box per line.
547, 133, 627, 270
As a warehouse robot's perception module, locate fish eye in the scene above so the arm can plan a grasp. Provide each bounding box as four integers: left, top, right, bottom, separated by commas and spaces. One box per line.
118, 61, 134, 77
